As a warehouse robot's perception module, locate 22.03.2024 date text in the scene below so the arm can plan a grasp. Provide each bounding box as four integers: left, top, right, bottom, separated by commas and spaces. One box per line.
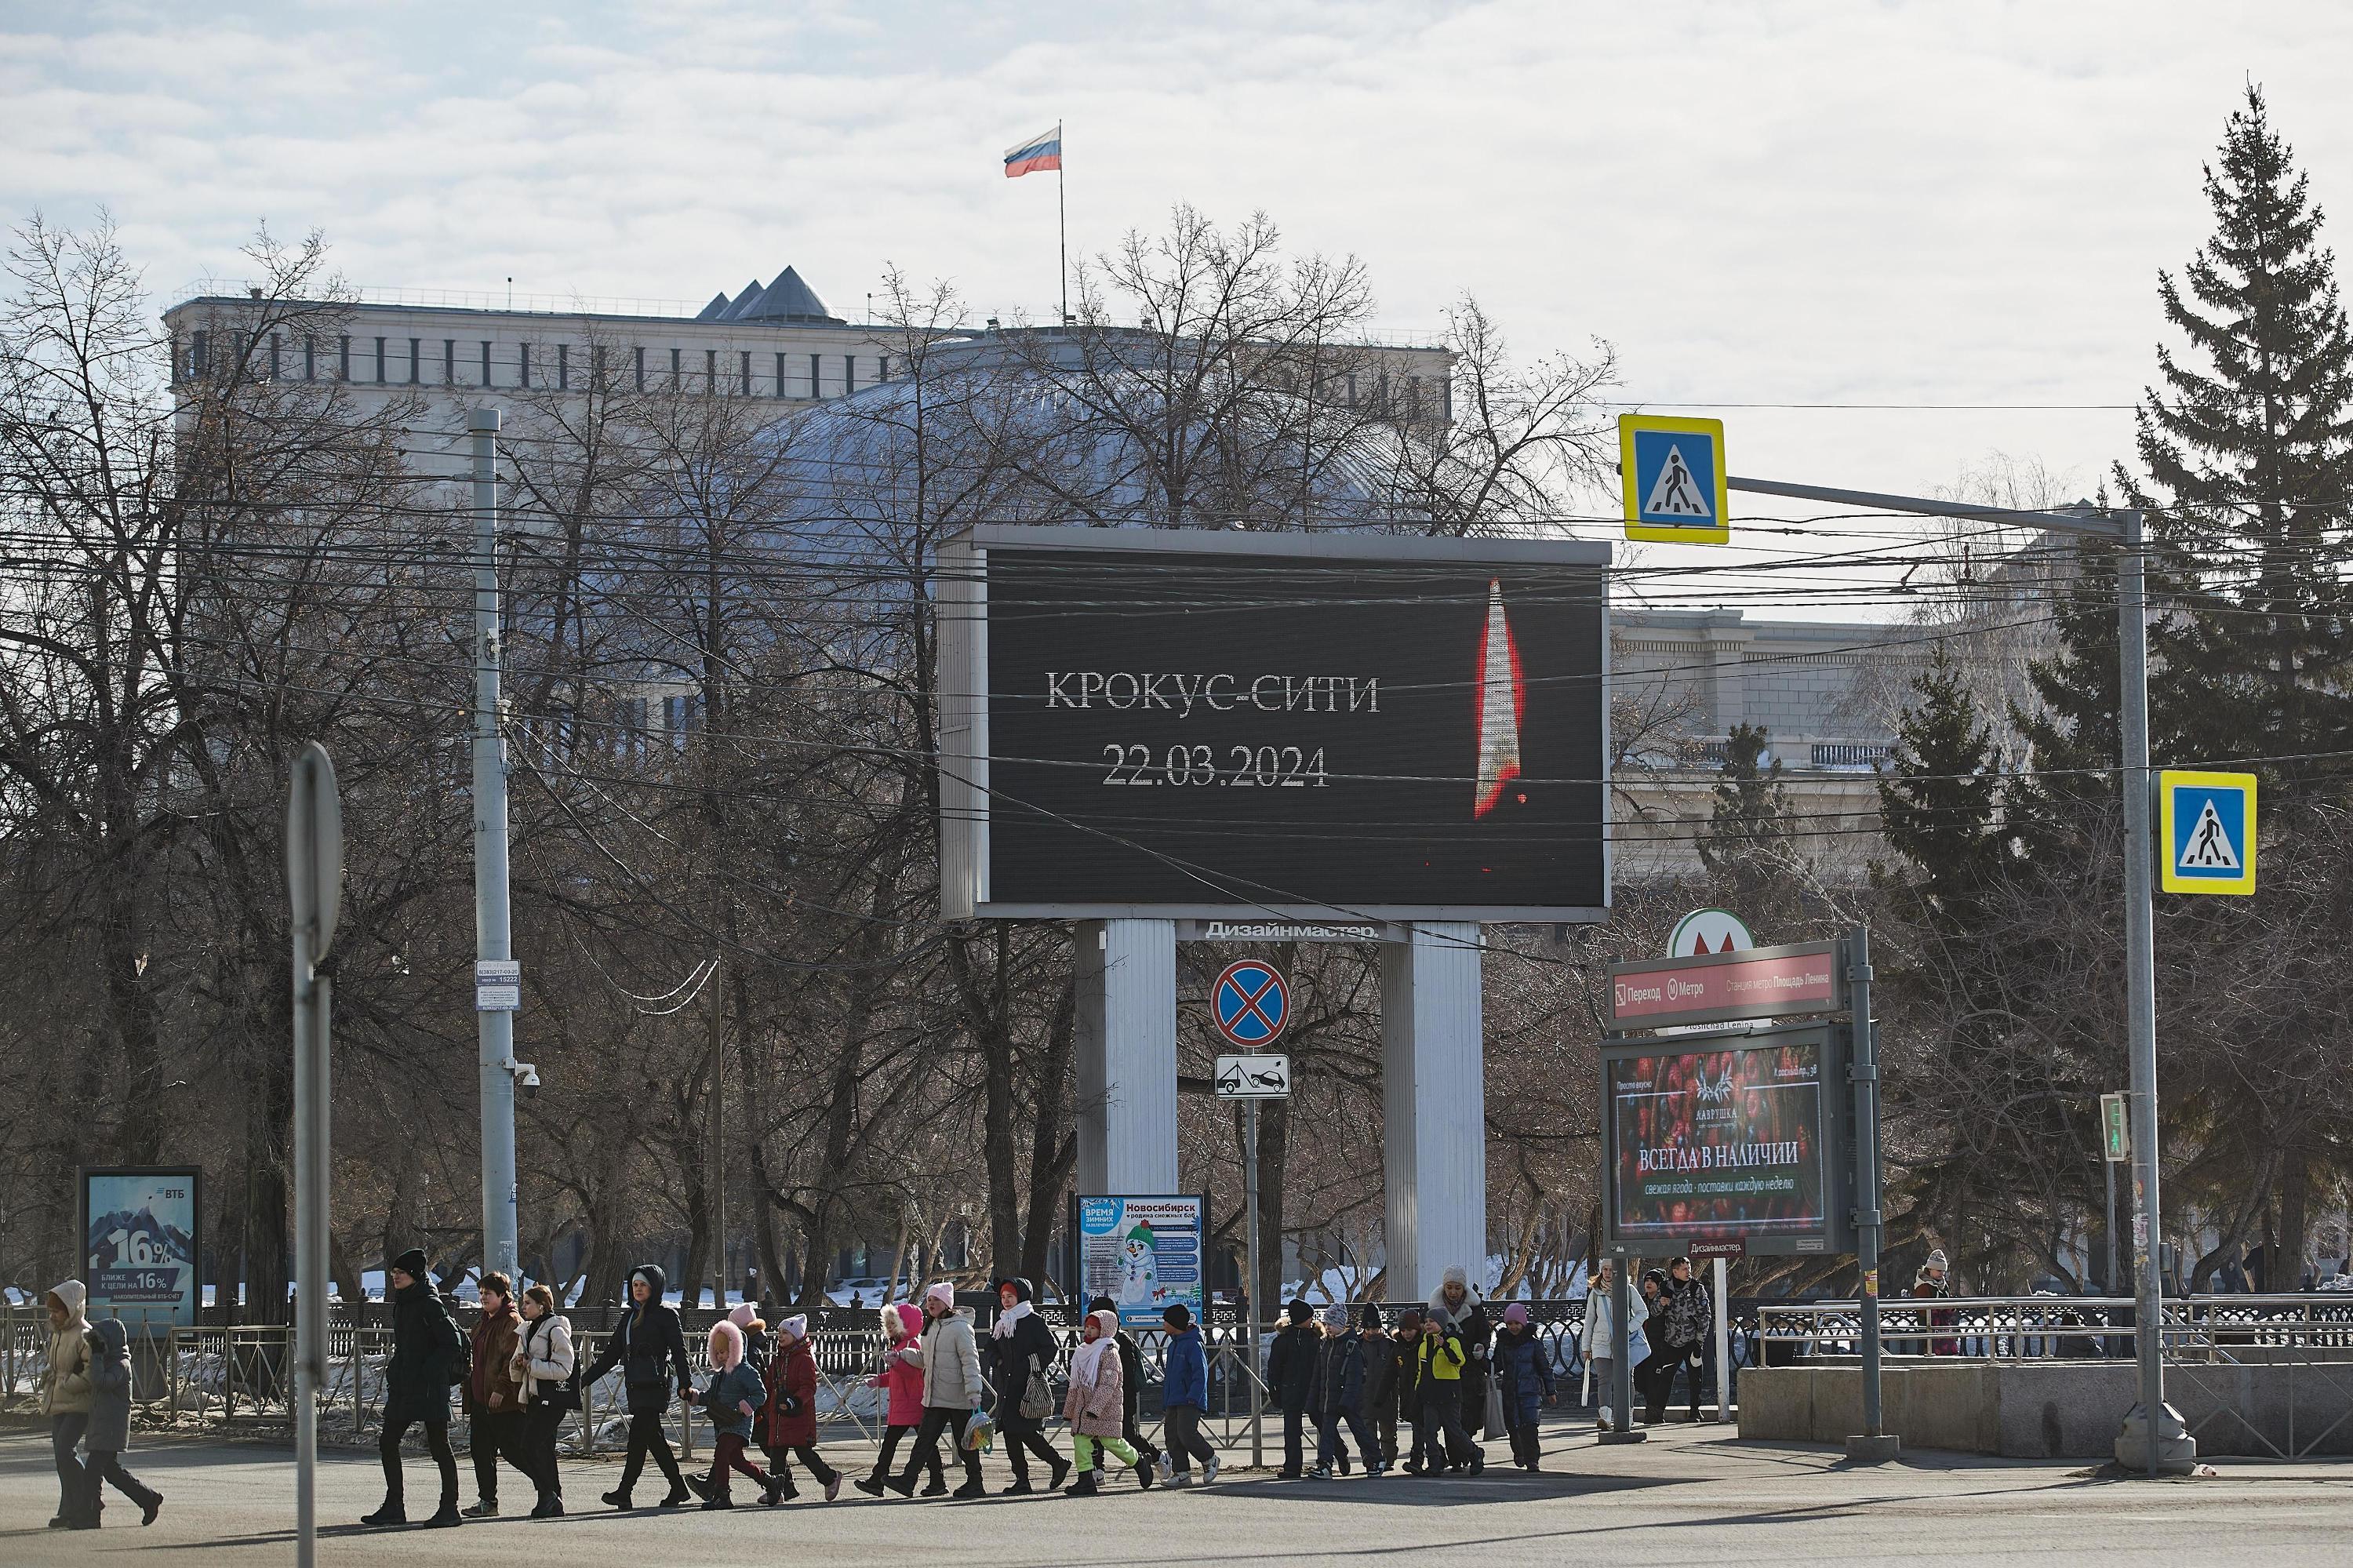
1101, 744, 1329, 788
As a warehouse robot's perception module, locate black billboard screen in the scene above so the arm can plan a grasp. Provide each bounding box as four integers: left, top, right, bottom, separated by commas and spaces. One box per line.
965, 537, 1607, 915
1605, 1031, 1842, 1252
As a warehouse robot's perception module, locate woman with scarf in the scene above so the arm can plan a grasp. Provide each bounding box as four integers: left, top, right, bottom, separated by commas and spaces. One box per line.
987, 1277, 1071, 1494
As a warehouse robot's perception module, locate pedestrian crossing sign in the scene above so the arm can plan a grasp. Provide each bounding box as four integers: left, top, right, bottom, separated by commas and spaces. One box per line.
2159, 769, 2256, 895
1620, 414, 1729, 544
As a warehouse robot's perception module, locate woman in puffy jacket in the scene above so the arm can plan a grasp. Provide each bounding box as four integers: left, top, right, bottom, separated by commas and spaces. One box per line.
510, 1284, 576, 1516
858, 1302, 944, 1495
886, 1282, 986, 1498
1061, 1308, 1154, 1495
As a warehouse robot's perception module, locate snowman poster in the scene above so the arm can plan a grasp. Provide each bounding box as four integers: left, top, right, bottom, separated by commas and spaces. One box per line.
1075, 1195, 1204, 1329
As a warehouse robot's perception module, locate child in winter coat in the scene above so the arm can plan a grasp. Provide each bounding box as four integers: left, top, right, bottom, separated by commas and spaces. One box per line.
1086, 1295, 1162, 1475
1062, 1309, 1154, 1495
1155, 1303, 1218, 1485
684, 1319, 772, 1508
859, 1302, 945, 1496
1264, 1298, 1321, 1479
1411, 1312, 1476, 1475
1311, 1304, 1380, 1479
1494, 1302, 1556, 1471
730, 1303, 773, 1379
762, 1315, 842, 1501
78, 1318, 162, 1528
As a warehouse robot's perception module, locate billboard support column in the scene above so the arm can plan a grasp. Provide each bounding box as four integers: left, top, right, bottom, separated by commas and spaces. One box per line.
1075, 919, 1178, 1192
1380, 923, 1485, 1301
1245, 1099, 1264, 1468
1844, 928, 1897, 1463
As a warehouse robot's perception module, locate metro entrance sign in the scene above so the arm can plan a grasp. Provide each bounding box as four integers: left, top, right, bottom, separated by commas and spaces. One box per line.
1608, 940, 1843, 1030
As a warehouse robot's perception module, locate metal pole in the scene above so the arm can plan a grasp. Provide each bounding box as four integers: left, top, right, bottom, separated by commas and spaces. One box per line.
1056, 120, 1068, 326
471, 407, 519, 1282
1602, 1257, 1640, 1441
1246, 1099, 1263, 1468
2104, 1155, 2119, 1296
1711, 1255, 1730, 1421
1846, 927, 1894, 1461
292, 926, 324, 1568
2117, 508, 2178, 1475
707, 954, 728, 1308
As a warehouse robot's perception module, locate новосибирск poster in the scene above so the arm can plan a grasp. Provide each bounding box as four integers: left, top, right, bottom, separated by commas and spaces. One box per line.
1075, 1195, 1204, 1328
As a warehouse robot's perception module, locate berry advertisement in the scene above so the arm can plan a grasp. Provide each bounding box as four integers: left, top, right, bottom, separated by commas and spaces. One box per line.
1608, 1039, 1830, 1243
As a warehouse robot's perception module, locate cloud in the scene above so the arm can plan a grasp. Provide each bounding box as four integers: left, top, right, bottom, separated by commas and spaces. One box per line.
4, 0, 2351, 540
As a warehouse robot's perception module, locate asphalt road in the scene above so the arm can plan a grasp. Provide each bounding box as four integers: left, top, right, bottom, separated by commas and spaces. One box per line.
5, 1420, 2349, 1566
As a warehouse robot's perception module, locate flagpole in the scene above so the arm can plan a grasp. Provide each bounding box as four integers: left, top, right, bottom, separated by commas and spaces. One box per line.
1056, 120, 1068, 326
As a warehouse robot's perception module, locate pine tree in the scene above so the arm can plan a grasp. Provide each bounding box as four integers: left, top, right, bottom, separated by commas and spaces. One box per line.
2119, 84, 2353, 791
1876, 646, 2007, 923
2004, 540, 2122, 861
1698, 724, 1798, 907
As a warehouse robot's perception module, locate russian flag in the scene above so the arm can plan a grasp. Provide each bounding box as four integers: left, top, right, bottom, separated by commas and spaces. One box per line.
1004, 125, 1061, 178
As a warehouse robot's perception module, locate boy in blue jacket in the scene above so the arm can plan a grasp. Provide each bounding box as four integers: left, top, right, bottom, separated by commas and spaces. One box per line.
1155, 1304, 1220, 1486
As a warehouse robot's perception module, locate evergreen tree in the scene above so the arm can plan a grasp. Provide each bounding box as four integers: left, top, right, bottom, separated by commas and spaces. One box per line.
2004, 540, 2122, 860
2119, 84, 2353, 791
1699, 724, 1798, 907
1876, 646, 2007, 922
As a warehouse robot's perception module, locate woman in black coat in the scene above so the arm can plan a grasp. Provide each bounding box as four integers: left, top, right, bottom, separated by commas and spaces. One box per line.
580, 1264, 696, 1509
986, 1278, 1071, 1494
364, 1250, 463, 1529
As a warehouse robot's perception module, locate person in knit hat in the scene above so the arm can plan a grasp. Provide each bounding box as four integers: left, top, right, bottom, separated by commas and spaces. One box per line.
730, 1301, 773, 1379
1359, 1301, 1402, 1468
365, 1250, 464, 1528
1914, 1248, 1957, 1355
1060, 1309, 1154, 1494
1264, 1297, 1322, 1478
1310, 1302, 1379, 1479
1493, 1302, 1555, 1470
886, 1282, 986, 1498
684, 1319, 773, 1507
857, 1302, 944, 1496
761, 1315, 842, 1501
987, 1278, 1070, 1495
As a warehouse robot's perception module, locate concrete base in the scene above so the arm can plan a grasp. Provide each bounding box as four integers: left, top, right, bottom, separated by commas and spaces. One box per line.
2115, 1402, 2198, 1476
1597, 1429, 1649, 1445
1742, 1359, 2353, 1459
1843, 1433, 1902, 1464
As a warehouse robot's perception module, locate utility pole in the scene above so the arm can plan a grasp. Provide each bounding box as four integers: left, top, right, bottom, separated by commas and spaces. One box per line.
471, 407, 519, 1281
1728, 478, 2184, 1475
707, 955, 728, 1306
287, 743, 341, 1568
1846, 927, 1893, 1461
1245, 1098, 1263, 1468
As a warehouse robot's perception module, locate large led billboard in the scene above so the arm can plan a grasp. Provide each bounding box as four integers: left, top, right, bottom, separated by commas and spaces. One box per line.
936, 528, 1611, 920
1600, 1024, 1853, 1257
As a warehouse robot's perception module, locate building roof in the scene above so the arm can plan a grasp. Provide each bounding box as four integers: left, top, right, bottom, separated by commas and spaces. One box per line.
692, 267, 843, 326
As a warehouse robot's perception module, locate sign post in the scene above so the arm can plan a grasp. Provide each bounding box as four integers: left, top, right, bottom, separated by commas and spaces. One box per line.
286, 742, 343, 1568
1217, 1050, 1290, 1469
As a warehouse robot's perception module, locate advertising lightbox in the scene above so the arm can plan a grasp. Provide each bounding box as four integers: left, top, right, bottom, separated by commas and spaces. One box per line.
1600, 1024, 1853, 1257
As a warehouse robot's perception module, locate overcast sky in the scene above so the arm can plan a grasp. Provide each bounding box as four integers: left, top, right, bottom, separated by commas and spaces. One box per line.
5, 0, 2350, 604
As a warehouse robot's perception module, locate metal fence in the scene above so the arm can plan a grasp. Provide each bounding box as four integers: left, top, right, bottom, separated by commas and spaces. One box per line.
1757, 1293, 2353, 1362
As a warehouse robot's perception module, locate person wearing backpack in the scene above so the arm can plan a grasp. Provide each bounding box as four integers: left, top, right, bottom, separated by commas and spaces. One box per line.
365, 1250, 463, 1528
986, 1277, 1070, 1495
510, 1283, 576, 1517
579, 1264, 695, 1509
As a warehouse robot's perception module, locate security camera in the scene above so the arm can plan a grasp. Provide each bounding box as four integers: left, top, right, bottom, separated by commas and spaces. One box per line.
514, 1062, 540, 1096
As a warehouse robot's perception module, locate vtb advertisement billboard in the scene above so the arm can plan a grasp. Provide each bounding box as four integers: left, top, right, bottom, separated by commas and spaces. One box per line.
1600, 1023, 1853, 1257
936, 528, 1611, 921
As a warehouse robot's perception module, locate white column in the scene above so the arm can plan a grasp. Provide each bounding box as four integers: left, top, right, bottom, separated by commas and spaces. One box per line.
1383, 922, 1487, 1301
1075, 919, 1179, 1193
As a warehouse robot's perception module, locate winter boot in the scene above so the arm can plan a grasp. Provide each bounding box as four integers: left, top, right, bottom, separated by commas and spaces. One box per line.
361, 1499, 406, 1527
1065, 1470, 1100, 1497
855, 1475, 886, 1498
422, 1501, 462, 1528
1048, 1456, 1072, 1491
600, 1488, 633, 1510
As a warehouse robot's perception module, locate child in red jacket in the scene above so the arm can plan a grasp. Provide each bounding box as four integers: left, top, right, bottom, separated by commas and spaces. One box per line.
856, 1302, 944, 1497
761, 1316, 841, 1501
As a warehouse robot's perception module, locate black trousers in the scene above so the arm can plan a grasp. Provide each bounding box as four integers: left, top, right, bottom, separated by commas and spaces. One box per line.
1162, 1405, 1217, 1475
1373, 1406, 1399, 1464
380, 1413, 458, 1510
82, 1449, 160, 1519
1120, 1409, 1161, 1466
615, 1406, 686, 1497
873, 1423, 944, 1486
898, 1406, 982, 1489
524, 1401, 566, 1501
1279, 1406, 1308, 1473
1417, 1382, 1475, 1469
469, 1408, 533, 1503
1505, 1417, 1542, 1466
1635, 1348, 1681, 1420
998, 1413, 1063, 1485
50, 1415, 87, 1520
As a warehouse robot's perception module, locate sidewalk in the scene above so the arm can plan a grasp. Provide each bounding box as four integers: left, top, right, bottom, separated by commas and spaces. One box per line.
3, 1418, 2348, 1567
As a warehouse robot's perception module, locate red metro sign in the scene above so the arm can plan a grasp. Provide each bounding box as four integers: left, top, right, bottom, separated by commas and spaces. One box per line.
1607, 941, 1844, 1031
